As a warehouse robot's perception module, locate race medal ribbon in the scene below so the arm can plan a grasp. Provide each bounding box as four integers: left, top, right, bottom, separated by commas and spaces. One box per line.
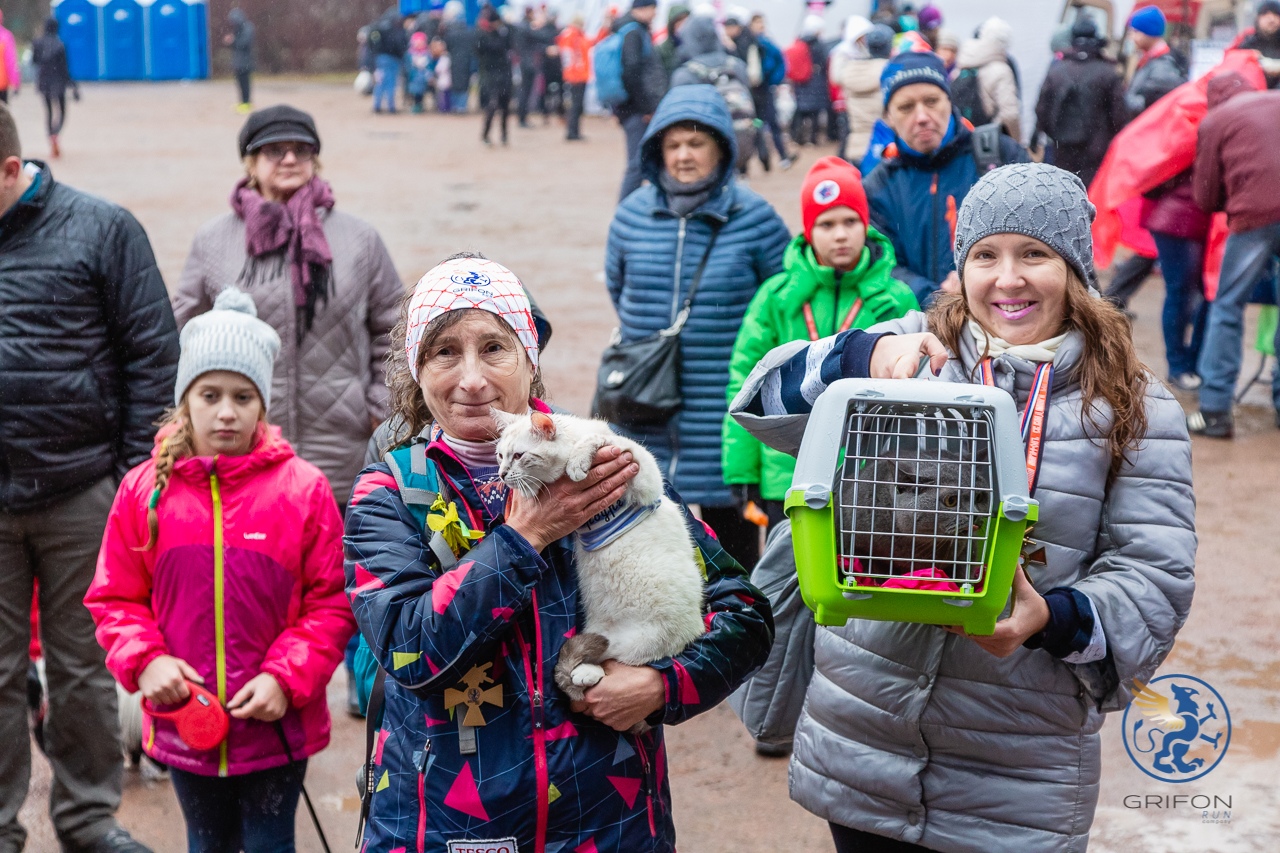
980, 359, 1053, 496
803, 298, 863, 342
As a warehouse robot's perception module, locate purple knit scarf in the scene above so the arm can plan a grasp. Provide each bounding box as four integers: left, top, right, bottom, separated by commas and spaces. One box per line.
230, 176, 336, 339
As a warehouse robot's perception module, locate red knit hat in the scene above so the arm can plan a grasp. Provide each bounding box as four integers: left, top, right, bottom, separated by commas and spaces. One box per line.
801, 157, 870, 244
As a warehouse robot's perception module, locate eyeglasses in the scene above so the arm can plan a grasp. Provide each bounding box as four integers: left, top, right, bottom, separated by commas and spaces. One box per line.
256, 142, 316, 163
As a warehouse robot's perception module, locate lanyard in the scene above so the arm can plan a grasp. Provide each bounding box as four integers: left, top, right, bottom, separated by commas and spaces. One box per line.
980, 358, 1053, 496
802, 298, 863, 342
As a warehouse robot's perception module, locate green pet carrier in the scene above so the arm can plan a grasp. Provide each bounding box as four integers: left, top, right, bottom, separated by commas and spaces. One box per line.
785, 378, 1038, 635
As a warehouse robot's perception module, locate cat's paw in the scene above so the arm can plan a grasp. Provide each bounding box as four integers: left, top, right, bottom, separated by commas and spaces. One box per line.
570, 663, 606, 689
565, 454, 593, 482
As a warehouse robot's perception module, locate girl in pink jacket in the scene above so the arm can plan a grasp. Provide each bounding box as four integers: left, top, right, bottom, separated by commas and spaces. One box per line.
86, 289, 355, 852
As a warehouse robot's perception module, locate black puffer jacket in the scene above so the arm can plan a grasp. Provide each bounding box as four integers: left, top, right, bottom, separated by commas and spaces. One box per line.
0, 163, 178, 512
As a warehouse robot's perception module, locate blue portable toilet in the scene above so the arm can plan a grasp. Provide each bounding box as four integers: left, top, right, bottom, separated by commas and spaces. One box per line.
53, 0, 103, 81
144, 0, 209, 80
102, 0, 145, 79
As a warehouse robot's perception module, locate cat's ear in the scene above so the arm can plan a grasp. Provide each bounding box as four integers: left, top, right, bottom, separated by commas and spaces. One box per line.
490, 407, 522, 434
531, 410, 557, 440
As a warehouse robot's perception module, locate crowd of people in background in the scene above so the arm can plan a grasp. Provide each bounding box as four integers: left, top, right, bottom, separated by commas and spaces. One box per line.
10, 0, 1280, 849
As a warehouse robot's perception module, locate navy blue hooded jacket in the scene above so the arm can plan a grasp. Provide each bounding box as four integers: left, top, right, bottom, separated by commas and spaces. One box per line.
605, 85, 790, 506
345, 428, 774, 852
863, 118, 1028, 304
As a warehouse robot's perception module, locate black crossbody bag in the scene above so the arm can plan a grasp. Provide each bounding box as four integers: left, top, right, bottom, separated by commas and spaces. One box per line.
595, 223, 722, 429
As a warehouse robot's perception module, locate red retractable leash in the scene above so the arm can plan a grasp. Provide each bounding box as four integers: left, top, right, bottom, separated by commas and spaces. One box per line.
140, 681, 332, 853
140, 680, 229, 751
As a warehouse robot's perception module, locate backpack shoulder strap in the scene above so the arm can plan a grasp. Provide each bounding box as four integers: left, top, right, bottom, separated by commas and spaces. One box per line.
356, 666, 387, 847
970, 123, 1003, 175
384, 445, 460, 570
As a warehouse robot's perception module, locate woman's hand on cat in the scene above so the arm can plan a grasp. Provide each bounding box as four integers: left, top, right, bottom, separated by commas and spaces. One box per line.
944, 567, 1050, 657
569, 660, 666, 731
869, 333, 949, 379
506, 446, 639, 552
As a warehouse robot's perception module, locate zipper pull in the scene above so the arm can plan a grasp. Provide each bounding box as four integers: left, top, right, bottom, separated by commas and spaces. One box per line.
533, 689, 544, 729
417, 739, 432, 773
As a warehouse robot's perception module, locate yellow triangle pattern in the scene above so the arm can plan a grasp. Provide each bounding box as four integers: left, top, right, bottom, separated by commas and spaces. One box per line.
376, 770, 390, 792
548, 783, 562, 804
692, 547, 708, 581
392, 651, 422, 670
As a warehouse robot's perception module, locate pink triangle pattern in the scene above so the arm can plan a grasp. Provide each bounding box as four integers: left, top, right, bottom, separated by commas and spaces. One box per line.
443, 760, 490, 821
388, 848, 406, 853
350, 563, 386, 602
574, 840, 599, 853
426, 655, 440, 675
607, 776, 642, 810
424, 714, 450, 728
374, 729, 389, 764
564, 626, 577, 639
543, 720, 579, 741
673, 661, 700, 706
431, 561, 475, 614
492, 606, 515, 621
350, 471, 398, 506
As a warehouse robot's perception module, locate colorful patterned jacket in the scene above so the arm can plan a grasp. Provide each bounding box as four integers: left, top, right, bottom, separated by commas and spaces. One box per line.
344, 426, 774, 853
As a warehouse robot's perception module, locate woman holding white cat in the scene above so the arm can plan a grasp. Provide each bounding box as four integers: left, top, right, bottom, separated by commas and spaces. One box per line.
731, 164, 1196, 853
343, 255, 773, 853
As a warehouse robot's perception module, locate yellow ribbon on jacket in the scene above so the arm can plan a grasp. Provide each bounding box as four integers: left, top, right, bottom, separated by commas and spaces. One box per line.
426, 495, 483, 555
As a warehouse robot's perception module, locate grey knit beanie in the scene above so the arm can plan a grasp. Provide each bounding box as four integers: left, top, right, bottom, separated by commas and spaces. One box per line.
954, 163, 1098, 292
175, 289, 281, 408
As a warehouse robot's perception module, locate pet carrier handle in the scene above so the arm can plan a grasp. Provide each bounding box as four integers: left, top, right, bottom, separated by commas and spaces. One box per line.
789, 378, 1032, 505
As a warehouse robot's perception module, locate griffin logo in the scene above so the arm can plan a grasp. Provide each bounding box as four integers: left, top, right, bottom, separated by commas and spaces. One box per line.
450, 270, 492, 289
1123, 674, 1231, 783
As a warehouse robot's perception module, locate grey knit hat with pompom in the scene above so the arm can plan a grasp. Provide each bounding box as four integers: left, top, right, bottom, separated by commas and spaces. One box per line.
954, 163, 1099, 293
175, 289, 281, 408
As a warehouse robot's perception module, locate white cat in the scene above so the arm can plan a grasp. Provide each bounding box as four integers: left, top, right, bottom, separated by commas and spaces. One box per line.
493, 409, 705, 710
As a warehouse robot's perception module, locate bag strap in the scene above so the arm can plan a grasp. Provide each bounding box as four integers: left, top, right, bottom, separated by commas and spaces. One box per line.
664, 221, 725, 337
356, 666, 388, 846
970, 123, 1003, 175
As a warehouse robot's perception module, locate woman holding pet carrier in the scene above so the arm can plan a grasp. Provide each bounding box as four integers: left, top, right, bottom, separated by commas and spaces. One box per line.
342, 254, 772, 852
730, 163, 1196, 853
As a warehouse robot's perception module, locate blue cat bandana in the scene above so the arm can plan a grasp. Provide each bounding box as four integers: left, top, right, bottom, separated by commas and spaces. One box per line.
576, 498, 663, 552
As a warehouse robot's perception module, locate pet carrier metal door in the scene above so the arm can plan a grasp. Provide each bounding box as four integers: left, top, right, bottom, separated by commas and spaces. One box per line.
786, 378, 1037, 634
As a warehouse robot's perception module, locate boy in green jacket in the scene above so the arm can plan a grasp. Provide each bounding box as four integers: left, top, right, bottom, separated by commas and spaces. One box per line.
723, 156, 919, 527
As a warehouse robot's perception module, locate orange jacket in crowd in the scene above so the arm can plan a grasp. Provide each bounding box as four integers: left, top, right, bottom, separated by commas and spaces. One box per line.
558, 24, 592, 84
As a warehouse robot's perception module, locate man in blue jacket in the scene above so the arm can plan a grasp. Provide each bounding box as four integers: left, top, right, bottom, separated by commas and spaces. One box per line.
863, 51, 1027, 304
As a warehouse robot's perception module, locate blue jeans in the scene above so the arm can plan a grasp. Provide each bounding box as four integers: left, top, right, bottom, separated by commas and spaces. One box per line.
1151, 232, 1209, 377
618, 113, 649, 202
170, 761, 307, 853
374, 54, 401, 113
1197, 221, 1280, 412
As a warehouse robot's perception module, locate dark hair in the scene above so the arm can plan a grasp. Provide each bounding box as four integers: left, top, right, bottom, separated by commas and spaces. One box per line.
0, 103, 20, 162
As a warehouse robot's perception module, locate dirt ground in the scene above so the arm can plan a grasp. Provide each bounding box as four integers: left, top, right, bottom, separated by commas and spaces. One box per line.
7, 79, 1280, 853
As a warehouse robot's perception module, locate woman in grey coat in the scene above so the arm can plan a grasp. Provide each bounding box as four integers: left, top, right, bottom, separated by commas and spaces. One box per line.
730, 163, 1195, 852
173, 105, 403, 510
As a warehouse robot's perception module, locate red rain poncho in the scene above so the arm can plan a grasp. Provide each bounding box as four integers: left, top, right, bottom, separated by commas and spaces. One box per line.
1089, 50, 1266, 298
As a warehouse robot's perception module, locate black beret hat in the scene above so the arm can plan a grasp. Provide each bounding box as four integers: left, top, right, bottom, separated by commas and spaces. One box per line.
237, 105, 321, 157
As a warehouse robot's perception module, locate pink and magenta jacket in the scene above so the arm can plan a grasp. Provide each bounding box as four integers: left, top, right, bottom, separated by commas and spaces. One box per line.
86, 425, 356, 777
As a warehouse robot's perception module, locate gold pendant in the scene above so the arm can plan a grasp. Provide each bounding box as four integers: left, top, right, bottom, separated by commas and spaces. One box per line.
444, 662, 504, 727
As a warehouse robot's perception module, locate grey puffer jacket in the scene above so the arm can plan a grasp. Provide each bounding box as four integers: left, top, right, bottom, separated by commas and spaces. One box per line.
173, 208, 403, 505
730, 311, 1196, 852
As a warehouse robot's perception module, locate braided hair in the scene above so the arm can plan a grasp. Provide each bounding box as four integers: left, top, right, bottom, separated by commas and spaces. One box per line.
138, 404, 197, 551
